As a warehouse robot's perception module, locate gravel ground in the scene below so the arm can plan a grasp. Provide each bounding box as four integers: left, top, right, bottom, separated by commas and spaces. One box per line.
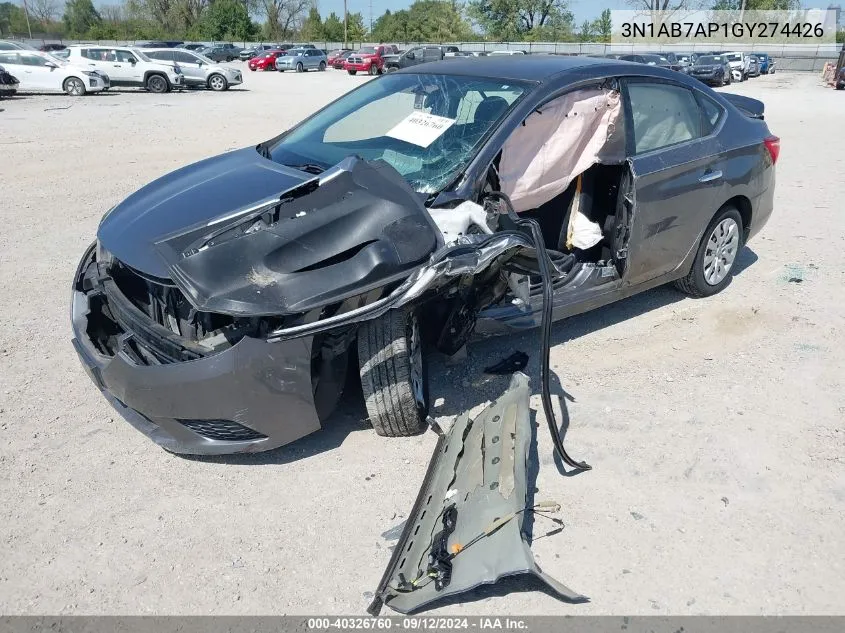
0, 68, 843, 616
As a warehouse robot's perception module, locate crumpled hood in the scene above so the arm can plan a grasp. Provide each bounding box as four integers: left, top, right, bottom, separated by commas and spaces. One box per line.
97, 148, 310, 278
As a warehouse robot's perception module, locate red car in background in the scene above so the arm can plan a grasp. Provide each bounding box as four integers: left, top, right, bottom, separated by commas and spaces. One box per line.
248, 50, 285, 71
343, 45, 396, 75
328, 49, 353, 69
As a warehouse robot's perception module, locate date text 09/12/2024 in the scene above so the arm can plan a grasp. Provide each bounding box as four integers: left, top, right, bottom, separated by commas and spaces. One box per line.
306, 617, 529, 630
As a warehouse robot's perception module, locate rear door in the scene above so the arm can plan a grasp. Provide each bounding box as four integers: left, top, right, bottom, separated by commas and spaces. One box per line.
622, 77, 726, 285
173, 50, 204, 84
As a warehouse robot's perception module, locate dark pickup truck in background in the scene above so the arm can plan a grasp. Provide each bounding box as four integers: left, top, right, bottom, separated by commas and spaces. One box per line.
384, 45, 445, 71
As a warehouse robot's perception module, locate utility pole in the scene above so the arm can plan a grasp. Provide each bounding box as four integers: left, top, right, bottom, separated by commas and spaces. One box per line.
21, 0, 32, 39
739, 0, 747, 23
344, 0, 348, 48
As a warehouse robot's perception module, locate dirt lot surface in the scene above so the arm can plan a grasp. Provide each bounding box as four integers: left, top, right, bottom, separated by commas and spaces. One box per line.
0, 69, 843, 615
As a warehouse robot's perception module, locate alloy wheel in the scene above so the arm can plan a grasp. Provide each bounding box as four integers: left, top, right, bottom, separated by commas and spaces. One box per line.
209, 74, 226, 91
65, 77, 84, 96
703, 217, 739, 285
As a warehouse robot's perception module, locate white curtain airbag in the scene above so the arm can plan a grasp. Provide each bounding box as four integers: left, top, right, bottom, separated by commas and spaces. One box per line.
498, 88, 622, 213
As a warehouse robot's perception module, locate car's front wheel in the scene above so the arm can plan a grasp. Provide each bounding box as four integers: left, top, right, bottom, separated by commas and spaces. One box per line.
207, 73, 228, 91
63, 77, 86, 96
368, 63, 379, 75
675, 206, 743, 298
296, 62, 304, 72
146, 74, 169, 93
358, 307, 429, 437
347, 69, 356, 75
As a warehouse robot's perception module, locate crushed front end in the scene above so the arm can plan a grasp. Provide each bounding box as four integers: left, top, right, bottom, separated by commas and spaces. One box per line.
70, 156, 443, 455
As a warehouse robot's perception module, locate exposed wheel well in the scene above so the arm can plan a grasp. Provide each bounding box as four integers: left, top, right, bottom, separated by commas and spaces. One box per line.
722, 195, 752, 238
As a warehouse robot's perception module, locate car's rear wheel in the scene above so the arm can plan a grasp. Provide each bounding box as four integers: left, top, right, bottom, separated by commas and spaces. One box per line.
208, 73, 228, 91
368, 63, 378, 75
63, 77, 85, 96
358, 307, 428, 437
296, 62, 304, 72
675, 206, 743, 298
318, 61, 326, 71
146, 74, 168, 93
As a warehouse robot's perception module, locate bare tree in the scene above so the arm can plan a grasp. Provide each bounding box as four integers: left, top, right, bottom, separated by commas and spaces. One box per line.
259, 0, 310, 39
28, 0, 60, 24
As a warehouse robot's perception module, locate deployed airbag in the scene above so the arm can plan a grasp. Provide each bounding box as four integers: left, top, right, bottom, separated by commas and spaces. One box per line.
498, 88, 622, 213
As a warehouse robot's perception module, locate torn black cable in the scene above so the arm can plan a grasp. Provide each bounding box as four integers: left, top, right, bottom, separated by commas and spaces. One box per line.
484, 192, 591, 472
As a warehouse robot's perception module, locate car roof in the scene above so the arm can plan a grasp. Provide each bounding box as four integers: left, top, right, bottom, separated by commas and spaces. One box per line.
402, 55, 620, 81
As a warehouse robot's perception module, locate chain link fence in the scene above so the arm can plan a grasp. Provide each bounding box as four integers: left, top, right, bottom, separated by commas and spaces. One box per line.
5, 35, 841, 72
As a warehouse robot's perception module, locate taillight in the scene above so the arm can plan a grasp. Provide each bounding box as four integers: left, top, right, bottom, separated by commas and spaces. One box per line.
764, 135, 780, 165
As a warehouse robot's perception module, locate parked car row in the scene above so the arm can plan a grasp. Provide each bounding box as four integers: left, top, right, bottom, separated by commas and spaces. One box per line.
0, 39, 244, 94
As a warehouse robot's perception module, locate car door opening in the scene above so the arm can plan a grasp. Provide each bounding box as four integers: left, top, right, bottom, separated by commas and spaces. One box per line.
486, 86, 633, 276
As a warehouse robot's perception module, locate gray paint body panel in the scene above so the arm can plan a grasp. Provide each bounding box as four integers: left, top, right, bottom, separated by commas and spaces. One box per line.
369, 373, 585, 615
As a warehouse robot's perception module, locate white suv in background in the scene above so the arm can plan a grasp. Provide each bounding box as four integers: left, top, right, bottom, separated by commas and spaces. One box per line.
60, 45, 183, 93
0, 49, 108, 95
144, 48, 242, 91
721, 51, 751, 81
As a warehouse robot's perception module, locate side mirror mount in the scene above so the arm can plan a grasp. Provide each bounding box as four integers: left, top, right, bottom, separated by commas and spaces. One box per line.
44, 61, 57, 68
406, 51, 415, 60
128, 58, 136, 65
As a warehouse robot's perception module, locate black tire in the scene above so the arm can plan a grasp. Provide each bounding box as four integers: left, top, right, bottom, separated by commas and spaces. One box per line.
347, 69, 356, 75
358, 307, 428, 437
368, 63, 378, 75
207, 73, 228, 91
296, 62, 304, 73
318, 61, 326, 71
63, 76, 85, 96
675, 206, 744, 298
146, 73, 168, 93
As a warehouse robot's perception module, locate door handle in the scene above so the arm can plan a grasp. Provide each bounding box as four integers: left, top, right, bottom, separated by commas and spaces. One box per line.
699, 170, 722, 183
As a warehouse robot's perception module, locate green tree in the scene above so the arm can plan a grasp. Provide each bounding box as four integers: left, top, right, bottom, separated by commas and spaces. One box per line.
577, 18, 592, 41
346, 11, 366, 41
300, 6, 323, 39
373, 1, 471, 42
592, 8, 611, 41
711, 0, 799, 8
63, 0, 102, 37
468, 0, 573, 40
0, 2, 31, 35
322, 11, 344, 41
199, 0, 256, 40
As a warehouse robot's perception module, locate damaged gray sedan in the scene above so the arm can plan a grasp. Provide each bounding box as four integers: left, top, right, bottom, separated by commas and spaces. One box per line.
71, 56, 778, 455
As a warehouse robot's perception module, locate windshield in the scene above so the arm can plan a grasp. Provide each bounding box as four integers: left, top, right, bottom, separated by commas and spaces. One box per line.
358, 47, 377, 54
192, 52, 214, 64
266, 73, 528, 194
724, 53, 741, 61
697, 55, 721, 64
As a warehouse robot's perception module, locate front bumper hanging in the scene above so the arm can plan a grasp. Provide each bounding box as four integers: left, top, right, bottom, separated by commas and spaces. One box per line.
368, 372, 587, 615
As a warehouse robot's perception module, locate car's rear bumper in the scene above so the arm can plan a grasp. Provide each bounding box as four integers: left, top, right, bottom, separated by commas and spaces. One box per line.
70, 244, 322, 455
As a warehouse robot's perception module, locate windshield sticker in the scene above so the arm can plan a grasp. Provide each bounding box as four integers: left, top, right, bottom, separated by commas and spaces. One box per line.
386, 112, 456, 148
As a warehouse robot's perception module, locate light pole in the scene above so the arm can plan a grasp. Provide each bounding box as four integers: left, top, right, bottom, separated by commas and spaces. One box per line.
21, 0, 33, 39
344, 0, 348, 48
